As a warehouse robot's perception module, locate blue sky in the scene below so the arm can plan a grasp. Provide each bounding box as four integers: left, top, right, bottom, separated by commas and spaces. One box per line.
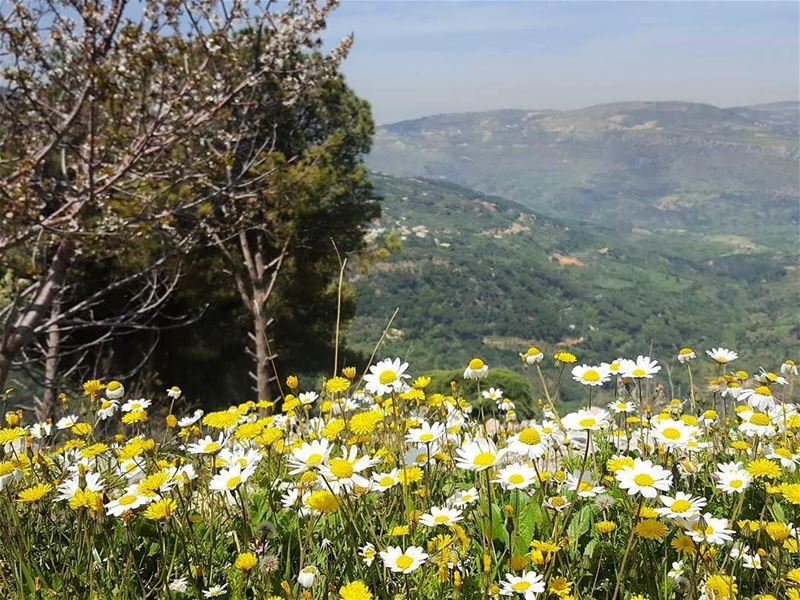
324, 1, 800, 123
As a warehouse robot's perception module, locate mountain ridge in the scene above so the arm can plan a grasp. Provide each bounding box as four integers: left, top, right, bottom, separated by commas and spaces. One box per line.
367, 100, 799, 232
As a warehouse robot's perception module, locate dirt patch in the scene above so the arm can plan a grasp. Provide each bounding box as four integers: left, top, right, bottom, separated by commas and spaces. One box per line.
551, 253, 584, 267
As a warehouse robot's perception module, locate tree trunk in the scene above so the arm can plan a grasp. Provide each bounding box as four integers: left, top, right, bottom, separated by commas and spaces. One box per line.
40, 295, 62, 420
251, 308, 273, 401
0, 239, 75, 390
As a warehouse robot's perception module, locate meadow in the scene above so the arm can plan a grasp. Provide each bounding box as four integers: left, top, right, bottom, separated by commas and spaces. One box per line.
1, 345, 799, 599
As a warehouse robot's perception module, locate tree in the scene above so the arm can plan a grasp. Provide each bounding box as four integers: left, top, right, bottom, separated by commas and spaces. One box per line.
176, 38, 377, 400
0, 0, 357, 404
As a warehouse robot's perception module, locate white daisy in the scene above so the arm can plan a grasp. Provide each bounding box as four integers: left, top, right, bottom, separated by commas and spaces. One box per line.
499, 570, 545, 598
706, 347, 738, 364
419, 506, 463, 527
615, 459, 672, 498
571, 364, 610, 386
455, 438, 505, 471
363, 358, 410, 395
494, 463, 538, 490
379, 545, 428, 574
621, 356, 661, 379
463, 357, 489, 380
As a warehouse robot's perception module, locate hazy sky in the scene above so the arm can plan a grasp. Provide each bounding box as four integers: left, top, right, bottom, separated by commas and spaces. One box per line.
324, 1, 800, 124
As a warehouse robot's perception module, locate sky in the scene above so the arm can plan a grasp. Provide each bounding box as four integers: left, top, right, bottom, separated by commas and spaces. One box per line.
323, 1, 800, 124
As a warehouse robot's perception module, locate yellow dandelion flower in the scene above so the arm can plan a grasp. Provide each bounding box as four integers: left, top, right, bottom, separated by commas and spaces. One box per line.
0, 427, 27, 445
634, 519, 668, 540
554, 351, 577, 364
322, 418, 345, 440
121, 410, 147, 425
747, 458, 782, 480
782, 483, 800, 505
339, 580, 372, 600
704, 574, 736, 600
80, 443, 108, 458
202, 410, 240, 430
412, 375, 431, 389
389, 525, 410, 536
349, 410, 382, 435
595, 520, 616, 534
235, 421, 266, 441
82, 379, 106, 398
305, 490, 339, 513
606, 456, 635, 472
671, 534, 696, 554
286, 375, 299, 390
637, 506, 659, 519
234, 552, 258, 571
399, 466, 423, 484
326, 377, 351, 394
17, 483, 52, 503
765, 522, 791, 543
143, 498, 177, 521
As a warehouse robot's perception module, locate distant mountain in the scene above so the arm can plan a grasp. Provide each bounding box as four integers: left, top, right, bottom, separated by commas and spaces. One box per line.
347, 174, 798, 378
367, 101, 799, 233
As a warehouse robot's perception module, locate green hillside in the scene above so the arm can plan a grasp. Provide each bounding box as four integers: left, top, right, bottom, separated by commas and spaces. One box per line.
367, 101, 799, 234
347, 174, 798, 377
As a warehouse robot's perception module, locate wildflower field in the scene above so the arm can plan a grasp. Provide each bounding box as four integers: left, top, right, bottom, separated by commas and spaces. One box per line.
2, 347, 800, 600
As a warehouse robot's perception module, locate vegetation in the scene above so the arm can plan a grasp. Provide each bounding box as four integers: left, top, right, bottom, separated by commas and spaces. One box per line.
1, 347, 799, 599
0, 0, 379, 408
348, 175, 798, 386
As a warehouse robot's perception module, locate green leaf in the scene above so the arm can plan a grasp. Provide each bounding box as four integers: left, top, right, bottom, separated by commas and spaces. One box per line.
566, 505, 592, 548
492, 503, 508, 543
514, 500, 543, 555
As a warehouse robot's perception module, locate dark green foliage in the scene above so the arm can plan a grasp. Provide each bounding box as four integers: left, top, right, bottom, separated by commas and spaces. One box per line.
423, 367, 537, 418
348, 174, 798, 393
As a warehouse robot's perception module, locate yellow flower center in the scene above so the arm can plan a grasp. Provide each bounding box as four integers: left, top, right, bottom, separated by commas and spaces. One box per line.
468, 358, 485, 370
583, 369, 601, 382
671, 499, 692, 513
729, 479, 743, 488
512, 581, 531, 592
119, 495, 137, 506
662, 427, 682, 440
395, 554, 414, 570
379, 370, 398, 385
379, 476, 395, 487
518, 428, 541, 445
434, 515, 450, 524
419, 432, 434, 442
578, 482, 593, 492
225, 476, 241, 489
775, 448, 792, 459
204, 442, 220, 453
329, 458, 354, 479
107, 381, 121, 391
754, 386, 772, 396
634, 473, 655, 486
749, 413, 770, 426
473, 451, 496, 467
509, 474, 525, 485
631, 368, 646, 377
307, 453, 323, 465
578, 418, 597, 428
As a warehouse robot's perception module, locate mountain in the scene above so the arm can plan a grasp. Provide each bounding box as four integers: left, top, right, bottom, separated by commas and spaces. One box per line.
347, 174, 798, 383
366, 101, 799, 235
